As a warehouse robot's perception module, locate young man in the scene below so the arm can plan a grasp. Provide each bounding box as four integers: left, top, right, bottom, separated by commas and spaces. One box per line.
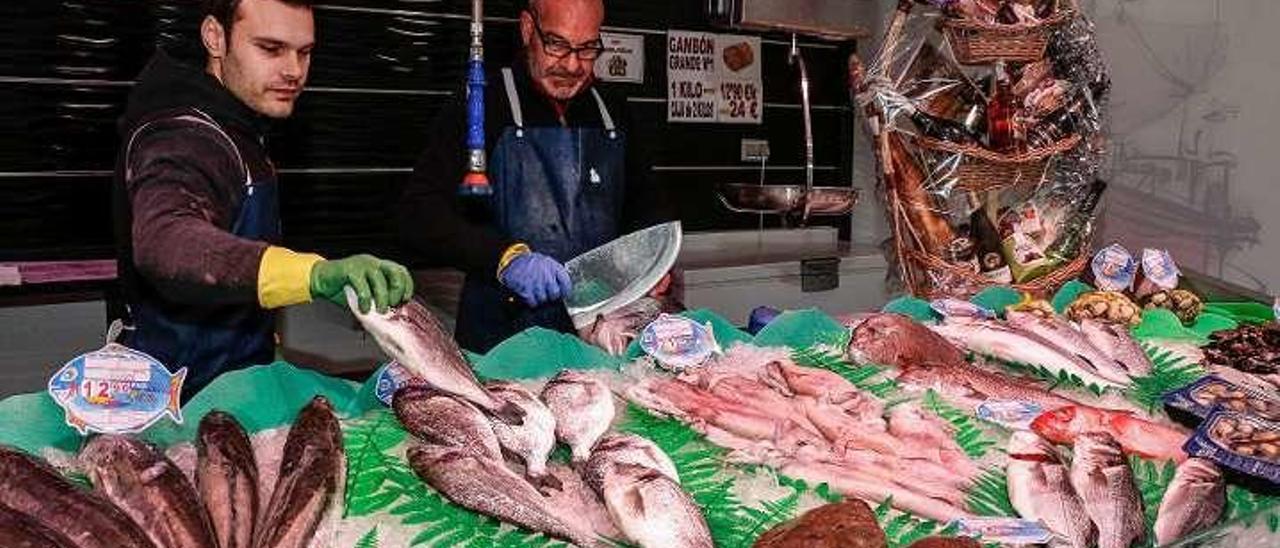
398, 0, 670, 353
114, 0, 414, 396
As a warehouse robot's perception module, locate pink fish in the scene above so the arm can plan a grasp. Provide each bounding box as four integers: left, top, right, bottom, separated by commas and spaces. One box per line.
1031, 405, 1189, 462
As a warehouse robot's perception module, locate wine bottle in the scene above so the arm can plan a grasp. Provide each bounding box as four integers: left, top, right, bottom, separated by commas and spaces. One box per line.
902, 101, 982, 144
968, 192, 1013, 282
1044, 179, 1108, 262
986, 61, 1020, 152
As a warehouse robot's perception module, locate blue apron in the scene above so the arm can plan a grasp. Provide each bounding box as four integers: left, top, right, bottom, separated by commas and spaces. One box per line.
121, 110, 278, 399
455, 68, 626, 353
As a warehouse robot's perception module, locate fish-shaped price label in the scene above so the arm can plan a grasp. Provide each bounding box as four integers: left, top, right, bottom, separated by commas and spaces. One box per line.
373, 360, 428, 407
46, 343, 184, 435
949, 517, 1054, 545
976, 400, 1043, 430
640, 314, 721, 371
931, 298, 995, 320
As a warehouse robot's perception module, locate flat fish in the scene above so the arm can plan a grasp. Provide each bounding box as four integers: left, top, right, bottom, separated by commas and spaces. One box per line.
485, 381, 560, 489
930, 318, 1126, 390
196, 411, 259, 548
393, 385, 502, 460
1079, 319, 1154, 378
346, 289, 523, 424
1069, 432, 1146, 548
583, 432, 679, 494
0, 445, 154, 548
0, 504, 76, 548
79, 435, 217, 548
407, 444, 598, 546
599, 463, 713, 548
1005, 432, 1095, 548
541, 370, 616, 464
255, 396, 344, 548
1154, 458, 1225, 545
1007, 310, 1132, 385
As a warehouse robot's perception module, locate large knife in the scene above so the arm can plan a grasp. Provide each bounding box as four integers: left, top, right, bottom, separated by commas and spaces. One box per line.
564, 221, 682, 329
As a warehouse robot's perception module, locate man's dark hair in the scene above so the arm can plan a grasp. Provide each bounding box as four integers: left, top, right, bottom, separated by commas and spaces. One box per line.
202, 0, 314, 33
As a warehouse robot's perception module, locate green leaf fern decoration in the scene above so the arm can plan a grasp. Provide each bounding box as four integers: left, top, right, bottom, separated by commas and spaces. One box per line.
1125, 343, 1206, 412
922, 389, 998, 458
792, 344, 900, 399
965, 468, 1016, 518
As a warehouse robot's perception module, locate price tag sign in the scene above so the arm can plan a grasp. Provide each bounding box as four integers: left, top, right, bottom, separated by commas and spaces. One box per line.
716, 37, 762, 124
667, 31, 762, 124
46, 343, 185, 435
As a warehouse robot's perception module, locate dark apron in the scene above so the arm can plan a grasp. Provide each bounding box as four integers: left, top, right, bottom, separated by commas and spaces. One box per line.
121, 109, 278, 399
455, 68, 626, 353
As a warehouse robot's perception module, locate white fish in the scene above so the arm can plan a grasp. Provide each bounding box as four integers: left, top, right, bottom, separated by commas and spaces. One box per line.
1007, 310, 1132, 385
485, 381, 560, 491
541, 370, 615, 464
584, 433, 679, 494
930, 318, 1126, 390
1069, 432, 1146, 548
346, 288, 522, 423
1079, 319, 1154, 378
1154, 458, 1225, 545
1005, 432, 1095, 548
600, 463, 712, 548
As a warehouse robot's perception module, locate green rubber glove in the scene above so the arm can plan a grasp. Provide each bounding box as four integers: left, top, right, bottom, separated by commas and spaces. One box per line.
310, 254, 414, 314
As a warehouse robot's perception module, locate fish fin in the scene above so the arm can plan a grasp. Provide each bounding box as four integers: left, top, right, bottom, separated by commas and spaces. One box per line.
168, 367, 187, 423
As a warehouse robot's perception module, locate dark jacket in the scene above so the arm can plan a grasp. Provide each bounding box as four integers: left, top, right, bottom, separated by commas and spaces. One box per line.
396, 63, 671, 276
113, 51, 277, 311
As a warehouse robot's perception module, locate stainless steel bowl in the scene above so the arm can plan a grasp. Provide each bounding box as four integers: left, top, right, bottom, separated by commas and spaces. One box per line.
717, 184, 859, 216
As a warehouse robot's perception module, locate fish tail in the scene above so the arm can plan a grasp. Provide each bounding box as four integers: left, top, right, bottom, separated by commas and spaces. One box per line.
168, 367, 187, 423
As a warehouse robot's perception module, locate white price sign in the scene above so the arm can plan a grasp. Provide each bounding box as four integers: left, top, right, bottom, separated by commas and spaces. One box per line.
666, 31, 762, 124
594, 32, 645, 84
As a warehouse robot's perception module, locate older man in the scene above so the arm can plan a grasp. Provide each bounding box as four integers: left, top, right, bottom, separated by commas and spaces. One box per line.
398, 0, 669, 353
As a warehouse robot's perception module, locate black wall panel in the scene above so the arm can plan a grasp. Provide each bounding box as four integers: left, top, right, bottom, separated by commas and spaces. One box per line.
0, 0, 857, 262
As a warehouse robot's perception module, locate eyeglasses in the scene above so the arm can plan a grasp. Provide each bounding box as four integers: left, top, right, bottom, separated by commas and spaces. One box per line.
527, 10, 604, 60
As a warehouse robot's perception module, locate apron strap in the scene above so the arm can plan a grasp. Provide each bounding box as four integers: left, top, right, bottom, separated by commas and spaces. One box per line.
589, 88, 617, 139
501, 67, 525, 136
123, 108, 251, 188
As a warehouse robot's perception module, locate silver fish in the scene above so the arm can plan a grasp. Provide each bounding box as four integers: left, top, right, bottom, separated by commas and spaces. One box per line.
393, 385, 502, 460
485, 381, 560, 490
0, 445, 154, 548
1079, 319, 1154, 378
599, 463, 713, 548
1006, 310, 1132, 385
931, 318, 1126, 390
196, 411, 259, 548
583, 433, 680, 494
79, 435, 217, 548
407, 444, 598, 546
541, 370, 616, 464
0, 504, 76, 548
1154, 458, 1225, 545
346, 289, 523, 424
1069, 432, 1146, 548
1005, 432, 1095, 548
255, 396, 344, 548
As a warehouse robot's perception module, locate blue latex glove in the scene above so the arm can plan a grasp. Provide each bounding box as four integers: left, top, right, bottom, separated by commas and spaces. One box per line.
500, 251, 573, 307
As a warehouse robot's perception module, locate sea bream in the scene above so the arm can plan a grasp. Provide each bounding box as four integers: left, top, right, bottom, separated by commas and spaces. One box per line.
484, 381, 560, 490
0, 504, 76, 548
78, 435, 218, 548
196, 411, 259, 548
1079, 319, 1154, 378
0, 445, 154, 548
255, 396, 344, 548
1031, 405, 1188, 463
599, 463, 713, 548
345, 288, 523, 424
1069, 432, 1146, 548
407, 444, 598, 546
583, 432, 680, 493
541, 370, 616, 464
1153, 458, 1225, 545
1005, 310, 1133, 385
393, 385, 502, 461
849, 313, 968, 367
930, 317, 1127, 390
1005, 432, 1095, 548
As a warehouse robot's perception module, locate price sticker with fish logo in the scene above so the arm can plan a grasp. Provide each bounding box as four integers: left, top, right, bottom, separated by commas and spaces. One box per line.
949, 517, 1053, 545
976, 400, 1043, 430
639, 314, 721, 371
46, 343, 185, 435
373, 360, 430, 407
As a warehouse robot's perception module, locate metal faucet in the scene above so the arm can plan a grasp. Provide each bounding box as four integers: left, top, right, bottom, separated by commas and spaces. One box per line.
789, 34, 814, 224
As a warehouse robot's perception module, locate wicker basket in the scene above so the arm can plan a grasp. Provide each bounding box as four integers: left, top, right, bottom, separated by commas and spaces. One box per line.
941, 10, 1073, 65
902, 245, 1089, 301
909, 134, 1081, 192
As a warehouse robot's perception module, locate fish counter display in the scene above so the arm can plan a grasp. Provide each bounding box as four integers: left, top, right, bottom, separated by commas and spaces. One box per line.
2, 286, 1280, 547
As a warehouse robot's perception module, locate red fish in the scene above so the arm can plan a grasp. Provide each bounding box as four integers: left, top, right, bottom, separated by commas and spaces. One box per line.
1030, 405, 1189, 462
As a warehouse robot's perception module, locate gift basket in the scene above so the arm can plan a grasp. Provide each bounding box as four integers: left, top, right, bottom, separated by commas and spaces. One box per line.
854, 0, 1111, 299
